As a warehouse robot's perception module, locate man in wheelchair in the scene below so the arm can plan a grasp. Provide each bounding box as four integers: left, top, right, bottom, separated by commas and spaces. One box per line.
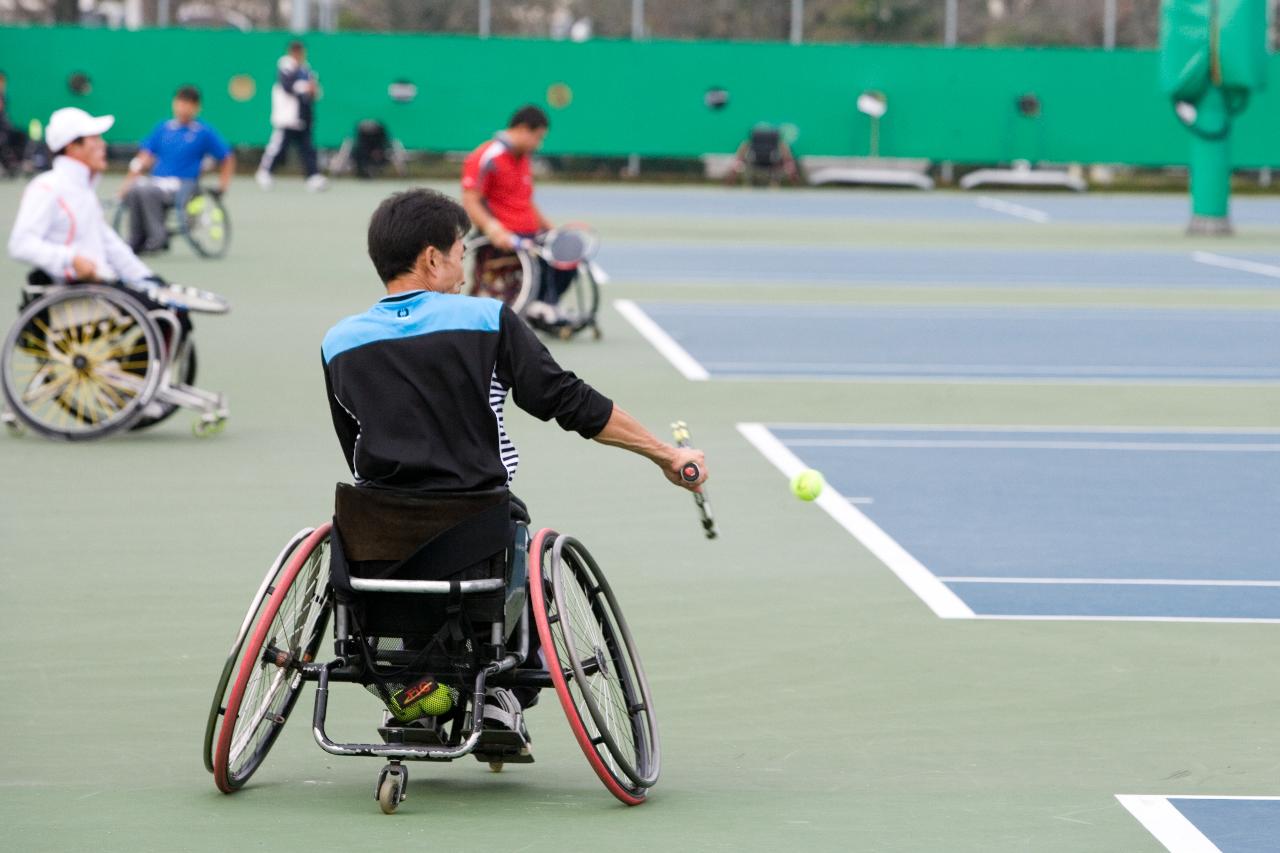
116, 85, 234, 255
9, 107, 169, 302
322, 188, 707, 750
462, 105, 576, 327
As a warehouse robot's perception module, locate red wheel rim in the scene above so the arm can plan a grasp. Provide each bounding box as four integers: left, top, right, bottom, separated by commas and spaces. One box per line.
529, 527, 646, 806
213, 522, 331, 793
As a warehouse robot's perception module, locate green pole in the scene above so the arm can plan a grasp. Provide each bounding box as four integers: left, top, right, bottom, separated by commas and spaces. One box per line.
1186, 86, 1233, 235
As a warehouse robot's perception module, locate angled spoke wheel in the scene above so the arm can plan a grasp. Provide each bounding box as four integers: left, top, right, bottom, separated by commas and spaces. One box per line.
1, 286, 161, 440
212, 524, 332, 792
529, 529, 660, 805
181, 189, 231, 258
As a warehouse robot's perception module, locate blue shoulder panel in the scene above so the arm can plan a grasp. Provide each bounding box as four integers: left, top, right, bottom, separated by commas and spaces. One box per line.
322, 291, 502, 364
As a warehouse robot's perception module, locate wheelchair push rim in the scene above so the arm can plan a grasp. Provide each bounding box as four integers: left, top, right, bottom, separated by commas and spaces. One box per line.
529, 528, 660, 805
1, 285, 163, 440
181, 189, 231, 259
203, 526, 315, 773
465, 236, 536, 314
212, 523, 332, 793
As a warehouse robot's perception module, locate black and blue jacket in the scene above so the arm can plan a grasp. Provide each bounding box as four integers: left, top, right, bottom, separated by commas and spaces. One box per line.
322, 290, 613, 492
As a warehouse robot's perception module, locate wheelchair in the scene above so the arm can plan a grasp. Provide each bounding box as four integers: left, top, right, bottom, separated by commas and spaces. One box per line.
204, 485, 660, 813
113, 183, 231, 259
465, 234, 602, 341
1, 277, 230, 440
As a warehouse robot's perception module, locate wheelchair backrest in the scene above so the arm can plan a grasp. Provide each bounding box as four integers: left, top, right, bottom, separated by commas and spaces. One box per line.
748, 127, 783, 166
330, 484, 517, 640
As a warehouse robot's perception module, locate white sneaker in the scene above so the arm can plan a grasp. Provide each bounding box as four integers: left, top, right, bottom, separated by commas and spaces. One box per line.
305, 174, 329, 192
254, 169, 273, 190
523, 300, 561, 325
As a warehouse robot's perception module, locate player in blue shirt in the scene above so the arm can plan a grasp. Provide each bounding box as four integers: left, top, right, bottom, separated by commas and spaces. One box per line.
118, 85, 234, 253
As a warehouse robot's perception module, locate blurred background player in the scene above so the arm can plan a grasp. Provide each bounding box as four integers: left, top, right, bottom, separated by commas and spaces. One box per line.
117, 85, 234, 254
461, 105, 571, 326
0, 69, 29, 177
9, 107, 155, 290
255, 40, 326, 192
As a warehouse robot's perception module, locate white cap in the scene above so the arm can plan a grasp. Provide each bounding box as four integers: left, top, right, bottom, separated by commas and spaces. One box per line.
46, 107, 114, 153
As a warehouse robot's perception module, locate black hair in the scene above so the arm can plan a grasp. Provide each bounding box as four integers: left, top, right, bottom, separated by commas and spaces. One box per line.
367, 189, 471, 285
288, 40, 305, 52
508, 104, 549, 131
175, 85, 201, 104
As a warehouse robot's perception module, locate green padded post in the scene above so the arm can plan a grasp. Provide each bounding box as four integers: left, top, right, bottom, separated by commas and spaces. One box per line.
1187, 87, 1232, 234
1160, 0, 1268, 236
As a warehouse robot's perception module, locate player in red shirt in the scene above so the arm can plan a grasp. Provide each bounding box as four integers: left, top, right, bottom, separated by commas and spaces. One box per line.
461, 105, 574, 324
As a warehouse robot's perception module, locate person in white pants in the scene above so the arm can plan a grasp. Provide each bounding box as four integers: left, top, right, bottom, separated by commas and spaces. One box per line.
255, 40, 327, 192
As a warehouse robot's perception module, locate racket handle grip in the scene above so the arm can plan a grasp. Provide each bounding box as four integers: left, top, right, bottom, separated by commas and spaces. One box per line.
680, 462, 701, 483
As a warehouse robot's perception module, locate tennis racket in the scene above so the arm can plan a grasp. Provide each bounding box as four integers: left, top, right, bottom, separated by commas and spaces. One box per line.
515, 223, 600, 271
125, 278, 231, 314
672, 421, 717, 540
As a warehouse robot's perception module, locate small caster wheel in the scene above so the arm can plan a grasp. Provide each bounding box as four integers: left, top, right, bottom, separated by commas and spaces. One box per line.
193, 415, 227, 438
488, 761, 504, 773
376, 763, 407, 815
591, 325, 602, 341
557, 325, 573, 341
1, 411, 22, 437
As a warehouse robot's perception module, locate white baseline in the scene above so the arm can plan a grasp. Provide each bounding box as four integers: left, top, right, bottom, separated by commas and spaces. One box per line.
613, 299, 710, 381
736, 422, 973, 620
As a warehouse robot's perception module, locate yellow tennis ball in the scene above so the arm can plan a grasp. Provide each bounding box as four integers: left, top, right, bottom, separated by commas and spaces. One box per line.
416, 684, 455, 717
790, 469, 824, 501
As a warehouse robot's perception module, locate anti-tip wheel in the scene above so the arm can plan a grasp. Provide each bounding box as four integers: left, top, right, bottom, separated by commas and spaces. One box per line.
193, 415, 227, 437
1, 412, 21, 436
488, 761, 504, 773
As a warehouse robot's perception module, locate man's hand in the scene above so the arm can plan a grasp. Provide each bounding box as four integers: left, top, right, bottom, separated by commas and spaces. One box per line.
663, 447, 708, 493
71, 255, 98, 281
487, 224, 516, 251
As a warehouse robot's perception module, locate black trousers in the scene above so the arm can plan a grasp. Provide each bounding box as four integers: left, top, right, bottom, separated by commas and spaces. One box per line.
259, 127, 319, 177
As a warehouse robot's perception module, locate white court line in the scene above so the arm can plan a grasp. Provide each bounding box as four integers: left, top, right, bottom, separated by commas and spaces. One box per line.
939, 577, 1280, 587
612, 299, 709, 381
765, 424, 1280, 435
736, 422, 974, 620
1116, 795, 1224, 853
988, 615, 1280, 624
703, 362, 1280, 377
976, 196, 1052, 223
1192, 251, 1280, 280
780, 438, 1280, 453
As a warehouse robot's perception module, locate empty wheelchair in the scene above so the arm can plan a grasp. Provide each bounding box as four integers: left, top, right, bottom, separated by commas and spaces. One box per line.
465, 225, 603, 340
205, 485, 660, 812
113, 183, 231, 259
1, 278, 230, 440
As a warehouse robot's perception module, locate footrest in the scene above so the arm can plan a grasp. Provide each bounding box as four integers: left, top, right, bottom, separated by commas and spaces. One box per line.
470, 729, 534, 764
377, 723, 450, 746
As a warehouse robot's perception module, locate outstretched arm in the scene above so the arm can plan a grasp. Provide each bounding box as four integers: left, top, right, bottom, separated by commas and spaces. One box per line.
592, 405, 707, 493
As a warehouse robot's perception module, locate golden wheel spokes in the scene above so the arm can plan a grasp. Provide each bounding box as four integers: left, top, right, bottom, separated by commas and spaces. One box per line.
5, 292, 155, 434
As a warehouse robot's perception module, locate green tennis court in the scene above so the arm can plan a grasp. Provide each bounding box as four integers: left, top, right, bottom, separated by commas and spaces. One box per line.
2, 177, 1278, 852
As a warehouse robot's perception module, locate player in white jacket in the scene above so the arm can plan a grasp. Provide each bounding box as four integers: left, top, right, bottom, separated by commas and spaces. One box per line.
255, 40, 327, 192
9, 107, 153, 286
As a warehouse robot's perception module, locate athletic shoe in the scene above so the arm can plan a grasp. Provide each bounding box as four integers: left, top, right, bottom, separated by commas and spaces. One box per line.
523, 300, 568, 326
254, 169, 273, 190
305, 174, 329, 192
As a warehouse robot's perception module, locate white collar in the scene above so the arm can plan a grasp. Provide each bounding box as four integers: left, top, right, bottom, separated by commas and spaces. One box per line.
52, 155, 99, 188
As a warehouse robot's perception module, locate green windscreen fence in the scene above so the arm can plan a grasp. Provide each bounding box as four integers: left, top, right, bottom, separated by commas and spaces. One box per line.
1, 25, 1276, 166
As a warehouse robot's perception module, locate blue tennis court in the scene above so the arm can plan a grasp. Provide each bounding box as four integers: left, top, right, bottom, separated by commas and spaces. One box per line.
623, 302, 1280, 382
539, 186, 1280, 227
1119, 795, 1280, 853
741, 425, 1280, 622
597, 245, 1280, 287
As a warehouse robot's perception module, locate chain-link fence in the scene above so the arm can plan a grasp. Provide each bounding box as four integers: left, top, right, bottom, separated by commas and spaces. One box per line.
2, 0, 1277, 48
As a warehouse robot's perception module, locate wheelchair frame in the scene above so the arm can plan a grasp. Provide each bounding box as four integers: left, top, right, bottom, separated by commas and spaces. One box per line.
206, 517, 660, 813
1, 282, 229, 440
464, 235, 603, 341
112, 182, 231, 259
